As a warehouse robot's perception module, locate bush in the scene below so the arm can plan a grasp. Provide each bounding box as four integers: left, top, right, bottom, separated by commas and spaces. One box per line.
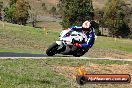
58, 0, 94, 29
128, 33, 132, 39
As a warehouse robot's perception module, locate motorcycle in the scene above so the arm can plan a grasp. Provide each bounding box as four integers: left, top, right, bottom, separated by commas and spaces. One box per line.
46, 28, 89, 57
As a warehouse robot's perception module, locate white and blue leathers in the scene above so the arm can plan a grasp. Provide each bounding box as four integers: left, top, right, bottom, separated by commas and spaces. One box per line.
69, 26, 96, 48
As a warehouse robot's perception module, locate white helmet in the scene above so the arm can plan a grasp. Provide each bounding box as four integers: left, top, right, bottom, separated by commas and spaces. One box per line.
82, 20, 91, 29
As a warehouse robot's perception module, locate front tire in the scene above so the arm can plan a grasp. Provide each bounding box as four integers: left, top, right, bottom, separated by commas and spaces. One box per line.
46, 42, 59, 56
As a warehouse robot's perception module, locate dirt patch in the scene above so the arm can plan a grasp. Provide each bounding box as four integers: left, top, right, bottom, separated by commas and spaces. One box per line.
51, 64, 132, 78
50, 63, 132, 87
87, 64, 132, 74
85, 48, 132, 59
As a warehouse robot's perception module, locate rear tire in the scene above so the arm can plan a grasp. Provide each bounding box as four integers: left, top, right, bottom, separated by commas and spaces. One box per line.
73, 52, 85, 57
46, 42, 59, 56
72, 47, 88, 57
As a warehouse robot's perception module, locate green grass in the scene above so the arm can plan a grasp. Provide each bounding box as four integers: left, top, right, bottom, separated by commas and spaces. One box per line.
0, 59, 72, 88
0, 58, 132, 88
0, 21, 59, 54
45, 58, 132, 66
93, 36, 132, 52
0, 21, 132, 54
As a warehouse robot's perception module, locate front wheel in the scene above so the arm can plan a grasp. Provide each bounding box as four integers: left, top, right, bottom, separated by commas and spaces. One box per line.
46, 42, 59, 56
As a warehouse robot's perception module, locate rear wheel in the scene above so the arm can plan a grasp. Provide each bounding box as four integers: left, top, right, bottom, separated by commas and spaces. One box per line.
46, 42, 59, 56
73, 51, 85, 57
72, 47, 88, 57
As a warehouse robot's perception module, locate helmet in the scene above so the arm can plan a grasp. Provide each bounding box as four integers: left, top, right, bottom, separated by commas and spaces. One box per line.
82, 20, 91, 31
82, 20, 91, 28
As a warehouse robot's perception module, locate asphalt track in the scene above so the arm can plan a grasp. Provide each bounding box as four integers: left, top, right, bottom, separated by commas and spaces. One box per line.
0, 52, 132, 61
0, 52, 47, 57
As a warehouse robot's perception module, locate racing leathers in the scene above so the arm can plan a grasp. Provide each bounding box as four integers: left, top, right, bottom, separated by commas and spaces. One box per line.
69, 26, 96, 49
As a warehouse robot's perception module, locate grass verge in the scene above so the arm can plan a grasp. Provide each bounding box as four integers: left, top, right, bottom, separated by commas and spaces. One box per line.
0, 21, 59, 54
93, 36, 132, 52
0, 21, 132, 57
0, 58, 132, 88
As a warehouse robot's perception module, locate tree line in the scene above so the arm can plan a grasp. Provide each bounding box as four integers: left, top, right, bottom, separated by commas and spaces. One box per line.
58, 0, 131, 38
0, 0, 131, 38
1, 0, 29, 25
0, 0, 58, 25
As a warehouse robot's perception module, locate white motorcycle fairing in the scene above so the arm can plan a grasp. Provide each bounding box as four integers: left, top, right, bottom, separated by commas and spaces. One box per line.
57, 29, 84, 46
46, 28, 88, 57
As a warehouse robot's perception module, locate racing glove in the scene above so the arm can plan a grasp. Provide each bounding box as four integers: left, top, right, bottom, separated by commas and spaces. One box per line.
74, 43, 82, 47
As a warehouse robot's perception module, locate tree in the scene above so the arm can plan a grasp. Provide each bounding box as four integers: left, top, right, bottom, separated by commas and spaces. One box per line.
15, 0, 29, 25
0, 1, 3, 10
4, 0, 17, 23
42, 3, 47, 11
102, 0, 130, 37
50, 6, 56, 17
0, 2, 3, 20
58, 0, 94, 29
4, 5, 16, 22
9, 0, 17, 6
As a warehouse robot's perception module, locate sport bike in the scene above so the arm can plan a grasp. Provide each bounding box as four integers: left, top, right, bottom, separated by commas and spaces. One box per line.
46, 29, 89, 57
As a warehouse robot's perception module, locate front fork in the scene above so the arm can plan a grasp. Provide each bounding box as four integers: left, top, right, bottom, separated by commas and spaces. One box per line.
56, 41, 62, 45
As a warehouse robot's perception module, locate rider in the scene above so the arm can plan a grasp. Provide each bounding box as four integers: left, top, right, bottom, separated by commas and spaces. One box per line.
69, 20, 96, 50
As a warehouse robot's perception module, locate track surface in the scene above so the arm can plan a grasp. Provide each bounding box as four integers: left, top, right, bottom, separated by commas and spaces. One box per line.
0, 52, 47, 57
0, 52, 132, 61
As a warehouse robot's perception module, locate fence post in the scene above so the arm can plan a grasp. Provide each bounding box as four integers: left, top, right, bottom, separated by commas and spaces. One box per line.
43, 27, 47, 35
114, 37, 117, 42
